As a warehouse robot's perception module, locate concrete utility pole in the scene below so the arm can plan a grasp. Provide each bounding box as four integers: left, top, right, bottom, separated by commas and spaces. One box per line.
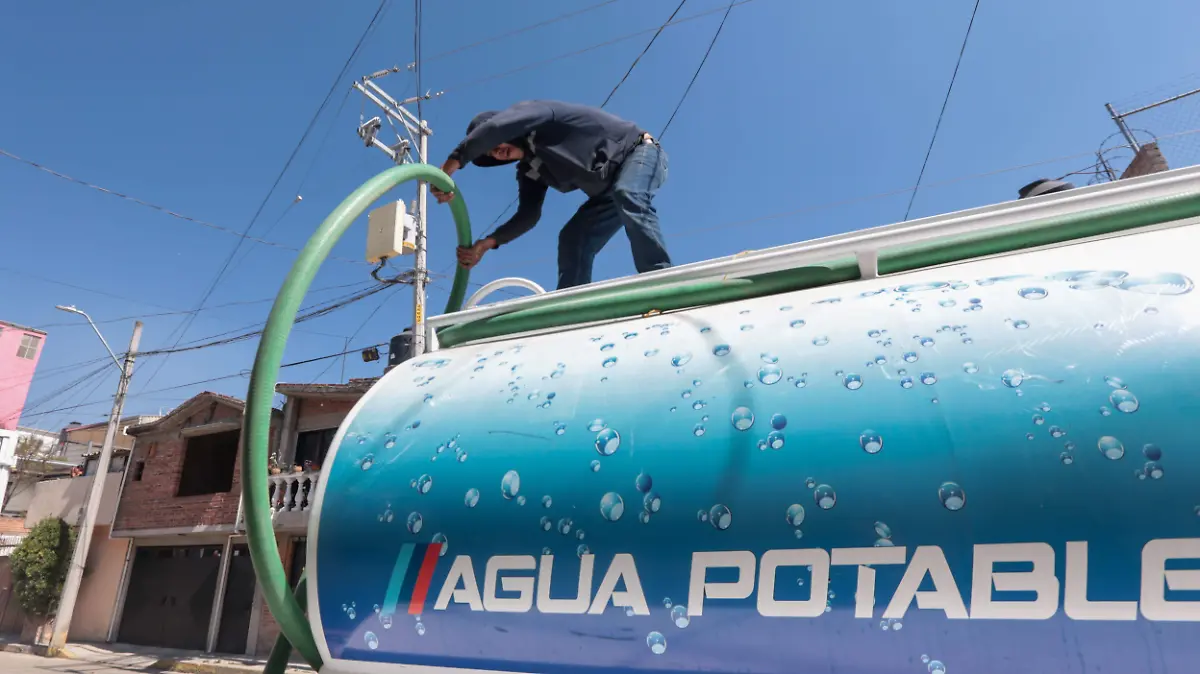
47, 310, 142, 652
353, 71, 442, 358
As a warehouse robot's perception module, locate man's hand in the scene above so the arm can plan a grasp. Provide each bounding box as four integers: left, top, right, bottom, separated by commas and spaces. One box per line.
456, 237, 497, 269
431, 158, 462, 204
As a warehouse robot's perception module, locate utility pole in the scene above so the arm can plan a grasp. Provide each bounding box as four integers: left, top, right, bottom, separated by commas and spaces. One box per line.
353, 68, 442, 358
48, 318, 142, 652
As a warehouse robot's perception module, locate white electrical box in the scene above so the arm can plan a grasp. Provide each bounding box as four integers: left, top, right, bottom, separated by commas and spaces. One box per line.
366, 200, 417, 262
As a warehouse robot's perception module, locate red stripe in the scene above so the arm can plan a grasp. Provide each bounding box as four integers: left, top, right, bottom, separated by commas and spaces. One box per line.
408, 543, 442, 614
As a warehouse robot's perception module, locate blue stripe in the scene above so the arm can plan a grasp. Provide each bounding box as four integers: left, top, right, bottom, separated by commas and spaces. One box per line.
380, 543, 416, 616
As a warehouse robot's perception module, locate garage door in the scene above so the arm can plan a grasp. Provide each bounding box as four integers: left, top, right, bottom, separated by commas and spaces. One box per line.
118, 545, 221, 650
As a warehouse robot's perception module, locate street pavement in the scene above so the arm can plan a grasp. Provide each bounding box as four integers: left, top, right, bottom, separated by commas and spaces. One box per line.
0, 650, 146, 674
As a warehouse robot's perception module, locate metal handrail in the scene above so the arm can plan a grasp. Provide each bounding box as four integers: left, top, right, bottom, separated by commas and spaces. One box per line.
464, 277, 547, 309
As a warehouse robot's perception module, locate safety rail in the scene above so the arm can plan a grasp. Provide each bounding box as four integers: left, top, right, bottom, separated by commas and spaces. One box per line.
268, 470, 321, 517
463, 276, 547, 309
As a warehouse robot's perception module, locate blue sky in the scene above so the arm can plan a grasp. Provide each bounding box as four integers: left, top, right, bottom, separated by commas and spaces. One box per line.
3, 0, 1200, 431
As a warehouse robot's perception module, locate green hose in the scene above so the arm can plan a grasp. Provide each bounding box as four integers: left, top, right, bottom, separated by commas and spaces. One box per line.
241, 164, 473, 669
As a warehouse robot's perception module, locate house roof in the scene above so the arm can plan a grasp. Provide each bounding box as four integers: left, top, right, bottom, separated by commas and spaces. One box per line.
126, 391, 275, 436
276, 378, 378, 399
64, 415, 162, 433
0, 516, 28, 536
0, 320, 47, 336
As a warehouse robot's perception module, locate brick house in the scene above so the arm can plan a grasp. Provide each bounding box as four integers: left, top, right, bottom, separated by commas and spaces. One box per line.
103, 380, 373, 656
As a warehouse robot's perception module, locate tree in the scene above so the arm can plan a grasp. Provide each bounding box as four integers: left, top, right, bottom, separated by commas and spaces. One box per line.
9, 517, 77, 618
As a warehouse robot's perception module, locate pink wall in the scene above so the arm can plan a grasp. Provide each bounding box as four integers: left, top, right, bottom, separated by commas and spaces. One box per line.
0, 321, 47, 430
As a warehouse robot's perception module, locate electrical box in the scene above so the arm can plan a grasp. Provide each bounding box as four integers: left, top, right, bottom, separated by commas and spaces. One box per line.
366, 200, 416, 262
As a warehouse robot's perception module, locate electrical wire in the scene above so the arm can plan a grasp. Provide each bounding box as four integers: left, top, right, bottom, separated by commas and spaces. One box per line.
601, 0, 688, 107
421, 0, 625, 65
902, 0, 982, 221
138, 0, 392, 392
303, 288, 399, 384
659, 0, 735, 139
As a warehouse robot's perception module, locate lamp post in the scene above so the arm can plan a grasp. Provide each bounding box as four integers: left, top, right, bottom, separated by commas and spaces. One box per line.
47, 306, 142, 653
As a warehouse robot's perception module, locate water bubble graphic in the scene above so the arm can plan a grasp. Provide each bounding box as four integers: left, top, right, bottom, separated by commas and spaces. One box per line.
644, 493, 662, 513
766, 431, 785, 449
464, 488, 480, 508
1145, 306, 1159, 315
671, 605, 689, 628
811, 335, 830, 347
501, 470, 521, 499
709, 504, 732, 530
939, 482, 966, 511
1001, 369, 1024, 388
595, 428, 621, 455
692, 400, 707, 410
415, 622, 426, 636
1104, 375, 1127, 389
635, 472, 653, 493
786, 504, 806, 527
758, 365, 783, 385
360, 454, 375, 471
1049, 426, 1066, 438
761, 352, 779, 364
681, 389, 692, 399
671, 352, 693, 367
554, 423, 566, 436
963, 362, 979, 374
1098, 436, 1125, 460
540, 516, 552, 532
1019, 287, 1048, 300
406, 512, 423, 534
587, 418, 607, 432
557, 518, 574, 535
693, 424, 706, 437
842, 373, 863, 390
903, 352, 919, 363
416, 474, 433, 494
1145, 461, 1164, 479
639, 511, 651, 524
713, 344, 731, 356
602, 357, 617, 368
939, 299, 956, 307
365, 632, 378, 650
794, 376, 808, 388
1143, 444, 1163, 461
740, 324, 754, 332
379, 613, 392, 629
928, 660, 946, 673
1110, 389, 1139, 413
595, 491, 624, 522
347, 606, 357, 619
875, 538, 895, 547
900, 377, 915, 389
813, 485, 836, 510
590, 460, 601, 472
384, 435, 396, 449
600, 343, 614, 352
920, 372, 937, 385
860, 430, 883, 454
647, 631, 667, 655
1117, 272, 1194, 295
919, 337, 935, 347
875, 521, 892, 538
1061, 452, 1074, 465
789, 319, 808, 330
517, 495, 527, 506
1032, 414, 1045, 426
1012, 319, 1030, 330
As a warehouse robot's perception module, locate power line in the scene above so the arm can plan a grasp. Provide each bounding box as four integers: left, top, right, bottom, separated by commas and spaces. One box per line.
659, 0, 735, 139
303, 287, 399, 384
601, 0, 688, 108
439, 0, 760, 96
422, 0, 625, 64
138, 0, 392, 392
902, 0, 982, 221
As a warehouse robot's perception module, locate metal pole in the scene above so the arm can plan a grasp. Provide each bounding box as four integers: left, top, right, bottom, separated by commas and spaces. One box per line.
411, 127, 429, 357
1105, 103, 1141, 152
48, 321, 142, 652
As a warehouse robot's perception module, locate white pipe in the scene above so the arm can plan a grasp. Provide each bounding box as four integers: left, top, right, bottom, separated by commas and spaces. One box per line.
464, 277, 547, 309
426, 164, 1200, 329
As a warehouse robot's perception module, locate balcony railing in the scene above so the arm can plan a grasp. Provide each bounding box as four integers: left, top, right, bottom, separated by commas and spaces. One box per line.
267, 469, 321, 528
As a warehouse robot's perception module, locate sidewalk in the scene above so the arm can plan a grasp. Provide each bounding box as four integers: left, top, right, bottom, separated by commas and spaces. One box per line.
0, 636, 313, 674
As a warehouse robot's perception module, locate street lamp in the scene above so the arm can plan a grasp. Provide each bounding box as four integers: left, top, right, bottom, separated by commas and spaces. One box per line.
46, 306, 143, 653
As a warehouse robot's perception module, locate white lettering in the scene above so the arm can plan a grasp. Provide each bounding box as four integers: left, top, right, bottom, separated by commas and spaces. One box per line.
883, 546, 968, 619
589, 553, 649, 615
1141, 538, 1200, 621
688, 551, 756, 616
1064, 541, 1136, 620
970, 543, 1058, 619
483, 555, 535, 613
757, 549, 829, 617
536, 553, 594, 614
831, 547, 907, 618
433, 556, 483, 611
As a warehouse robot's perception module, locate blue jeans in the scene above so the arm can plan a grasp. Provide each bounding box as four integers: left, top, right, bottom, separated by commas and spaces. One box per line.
557, 141, 672, 289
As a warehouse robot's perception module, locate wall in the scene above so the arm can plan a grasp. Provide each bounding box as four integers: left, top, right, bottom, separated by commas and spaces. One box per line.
0, 558, 28, 634
0, 324, 45, 431
23, 473, 123, 528
71, 525, 128, 642
253, 534, 296, 656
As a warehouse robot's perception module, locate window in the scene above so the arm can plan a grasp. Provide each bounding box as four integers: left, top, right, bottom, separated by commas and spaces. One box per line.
132, 461, 146, 482
82, 454, 127, 476
294, 428, 337, 470
16, 334, 40, 360
177, 429, 239, 497
288, 536, 308, 589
